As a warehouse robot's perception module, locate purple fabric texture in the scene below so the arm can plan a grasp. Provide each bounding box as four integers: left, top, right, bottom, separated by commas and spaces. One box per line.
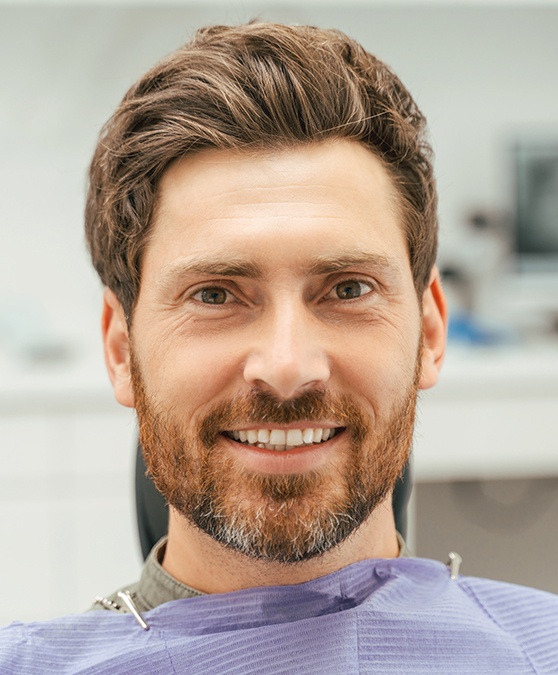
1, 558, 557, 674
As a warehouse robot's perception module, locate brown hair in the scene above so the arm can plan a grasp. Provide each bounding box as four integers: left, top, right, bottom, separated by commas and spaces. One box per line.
85, 22, 437, 319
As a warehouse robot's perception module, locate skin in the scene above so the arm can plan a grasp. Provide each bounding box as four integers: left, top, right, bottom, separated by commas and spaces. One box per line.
103, 140, 447, 593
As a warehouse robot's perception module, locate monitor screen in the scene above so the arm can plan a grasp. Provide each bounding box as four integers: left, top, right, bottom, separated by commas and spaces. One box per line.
514, 141, 558, 272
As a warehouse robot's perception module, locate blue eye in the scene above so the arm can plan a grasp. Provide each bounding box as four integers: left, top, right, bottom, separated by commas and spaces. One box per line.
196, 287, 228, 304
334, 280, 372, 300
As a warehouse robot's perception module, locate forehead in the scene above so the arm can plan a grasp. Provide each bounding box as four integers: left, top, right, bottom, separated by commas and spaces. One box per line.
144, 140, 409, 280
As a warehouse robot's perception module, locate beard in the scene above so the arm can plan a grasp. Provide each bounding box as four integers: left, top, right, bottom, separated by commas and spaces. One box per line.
131, 351, 420, 564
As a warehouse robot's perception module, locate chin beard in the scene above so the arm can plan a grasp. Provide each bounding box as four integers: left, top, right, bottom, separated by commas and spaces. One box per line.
131, 354, 419, 564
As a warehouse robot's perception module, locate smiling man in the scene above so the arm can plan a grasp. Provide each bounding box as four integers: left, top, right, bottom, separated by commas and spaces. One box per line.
108, 141, 439, 592
1, 22, 557, 675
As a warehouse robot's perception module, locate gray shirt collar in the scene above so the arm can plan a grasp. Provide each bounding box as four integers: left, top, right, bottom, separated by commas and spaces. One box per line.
124, 532, 412, 613
127, 537, 204, 613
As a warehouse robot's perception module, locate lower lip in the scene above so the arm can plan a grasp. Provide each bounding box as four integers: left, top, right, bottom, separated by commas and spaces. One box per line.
222, 431, 344, 475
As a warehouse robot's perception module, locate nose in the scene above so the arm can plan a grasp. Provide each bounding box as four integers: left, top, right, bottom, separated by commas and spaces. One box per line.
242, 300, 331, 400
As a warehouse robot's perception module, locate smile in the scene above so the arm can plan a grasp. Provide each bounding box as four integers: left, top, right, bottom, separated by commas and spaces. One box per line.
225, 427, 341, 452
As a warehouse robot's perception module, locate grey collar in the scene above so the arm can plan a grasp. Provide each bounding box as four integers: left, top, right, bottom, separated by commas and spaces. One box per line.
95, 532, 412, 613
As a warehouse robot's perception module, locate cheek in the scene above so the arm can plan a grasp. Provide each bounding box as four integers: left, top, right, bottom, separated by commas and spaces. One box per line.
141, 336, 243, 417
333, 326, 420, 408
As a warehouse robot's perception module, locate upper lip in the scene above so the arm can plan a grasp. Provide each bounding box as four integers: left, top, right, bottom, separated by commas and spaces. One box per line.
223, 423, 341, 431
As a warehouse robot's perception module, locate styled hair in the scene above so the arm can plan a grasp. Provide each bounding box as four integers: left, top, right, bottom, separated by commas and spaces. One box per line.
85, 22, 437, 319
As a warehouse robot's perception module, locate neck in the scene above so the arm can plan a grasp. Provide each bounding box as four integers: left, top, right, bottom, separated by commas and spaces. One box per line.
162, 498, 400, 594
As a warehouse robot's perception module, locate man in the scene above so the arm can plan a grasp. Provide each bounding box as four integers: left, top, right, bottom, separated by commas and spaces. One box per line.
1, 22, 557, 674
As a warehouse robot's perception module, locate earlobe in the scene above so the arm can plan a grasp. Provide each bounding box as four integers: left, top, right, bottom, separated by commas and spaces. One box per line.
419, 267, 448, 391
102, 288, 135, 408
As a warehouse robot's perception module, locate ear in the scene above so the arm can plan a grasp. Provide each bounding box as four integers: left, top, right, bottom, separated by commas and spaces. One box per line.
419, 266, 448, 391
102, 288, 135, 408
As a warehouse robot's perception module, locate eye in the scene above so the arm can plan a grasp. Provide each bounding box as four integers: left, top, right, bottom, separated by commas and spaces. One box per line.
331, 279, 373, 300
193, 287, 230, 304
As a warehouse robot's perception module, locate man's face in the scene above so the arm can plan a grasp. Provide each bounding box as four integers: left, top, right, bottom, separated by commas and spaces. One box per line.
107, 141, 444, 563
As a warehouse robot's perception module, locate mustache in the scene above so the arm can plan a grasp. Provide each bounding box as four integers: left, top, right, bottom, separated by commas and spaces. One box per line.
198, 388, 370, 448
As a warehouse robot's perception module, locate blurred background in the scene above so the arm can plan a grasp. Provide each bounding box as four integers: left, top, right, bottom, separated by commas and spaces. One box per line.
1, 0, 557, 625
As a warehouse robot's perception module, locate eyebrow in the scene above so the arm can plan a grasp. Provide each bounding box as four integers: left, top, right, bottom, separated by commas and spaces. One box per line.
304, 252, 401, 276
157, 251, 401, 292
157, 257, 262, 293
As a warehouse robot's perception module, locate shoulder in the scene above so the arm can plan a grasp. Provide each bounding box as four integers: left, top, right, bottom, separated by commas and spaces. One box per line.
0, 611, 154, 674
457, 574, 558, 624
365, 558, 558, 671
456, 575, 558, 670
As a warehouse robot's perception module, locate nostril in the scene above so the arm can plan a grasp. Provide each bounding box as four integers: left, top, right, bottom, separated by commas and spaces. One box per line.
243, 348, 331, 401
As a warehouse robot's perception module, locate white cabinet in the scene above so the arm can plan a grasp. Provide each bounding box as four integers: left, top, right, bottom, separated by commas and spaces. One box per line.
413, 345, 558, 481
0, 381, 142, 624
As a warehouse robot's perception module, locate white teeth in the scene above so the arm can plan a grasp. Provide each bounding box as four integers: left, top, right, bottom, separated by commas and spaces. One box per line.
269, 429, 287, 445
302, 428, 314, 444
229, 427, 338, 451
286, 429, 303, 445
257, 429, 270, 443
313, 428, 323, 443
246, 430, 258, 444
262, 444, 296, 452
